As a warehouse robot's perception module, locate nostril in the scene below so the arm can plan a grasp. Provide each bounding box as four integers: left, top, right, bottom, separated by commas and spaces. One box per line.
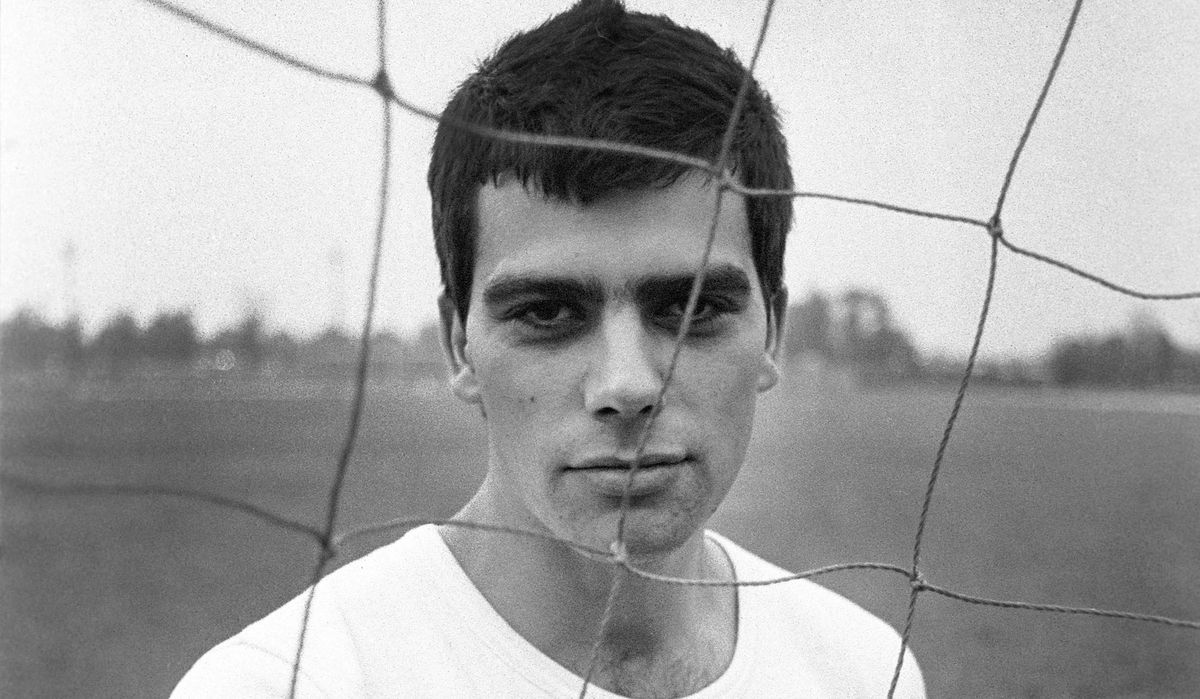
592, 403, 655, 419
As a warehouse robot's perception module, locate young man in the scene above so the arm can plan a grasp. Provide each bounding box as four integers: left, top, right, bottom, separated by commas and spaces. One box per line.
175, 1, 925, 696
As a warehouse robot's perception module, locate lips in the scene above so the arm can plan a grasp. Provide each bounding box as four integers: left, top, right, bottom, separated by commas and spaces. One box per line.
567, 452, 688, 471
564, 452, 691, 498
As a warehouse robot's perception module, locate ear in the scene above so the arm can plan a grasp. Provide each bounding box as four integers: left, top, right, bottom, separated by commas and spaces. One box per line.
757, 285, 787, 392
438, 294, 481, 405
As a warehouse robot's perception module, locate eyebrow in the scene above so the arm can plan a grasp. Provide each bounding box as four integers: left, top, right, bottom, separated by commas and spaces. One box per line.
629, 264, 751, 306
481, 263, 752, 308
482, 275, 604, 308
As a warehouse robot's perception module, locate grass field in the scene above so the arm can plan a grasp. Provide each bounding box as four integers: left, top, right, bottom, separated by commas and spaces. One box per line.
1, 372, 1197, 698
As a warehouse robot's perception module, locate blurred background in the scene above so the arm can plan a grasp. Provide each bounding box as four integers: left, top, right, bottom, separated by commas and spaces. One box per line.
2, 1, 1198, 696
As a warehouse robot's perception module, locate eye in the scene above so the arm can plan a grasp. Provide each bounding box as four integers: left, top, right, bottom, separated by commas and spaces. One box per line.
657, 295, 734, 333
518, 300, 575, 327
667, 298, 716, 320
502, 300, 586, 340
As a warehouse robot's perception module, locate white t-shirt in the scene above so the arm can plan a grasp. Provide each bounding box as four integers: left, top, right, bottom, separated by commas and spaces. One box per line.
173, 525, 924, 698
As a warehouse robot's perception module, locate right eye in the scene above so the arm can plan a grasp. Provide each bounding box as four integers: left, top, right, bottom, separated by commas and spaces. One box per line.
503, 301, 586, 340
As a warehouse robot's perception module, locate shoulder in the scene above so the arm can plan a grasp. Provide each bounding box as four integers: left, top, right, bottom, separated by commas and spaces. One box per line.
709, 531, 926, 698
172, 525, 445, 698
170, 637, 334, 699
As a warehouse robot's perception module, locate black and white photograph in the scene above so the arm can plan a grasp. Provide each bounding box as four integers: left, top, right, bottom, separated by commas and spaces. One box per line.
2, 1, 1198, 696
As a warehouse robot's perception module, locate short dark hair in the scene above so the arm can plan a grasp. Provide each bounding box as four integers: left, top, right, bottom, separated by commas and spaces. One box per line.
428, 0, 793, 320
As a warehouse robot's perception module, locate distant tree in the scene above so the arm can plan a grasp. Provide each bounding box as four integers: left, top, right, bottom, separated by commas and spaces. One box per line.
310, 326, 356, 356
1173, 349, 1200, 386
831, 289, 918, 374
1125, 313, 1176, 385
234, 313, 266, 371
59, 316, 87, 380
1048, 338, 1088, 385
264, 331, 300, 370
90, 312, 142, 378
785, 292, 831, 357
371, 329, 407, 360
783, 289, 919, 378
0, 308, 60, 373
1048, 313, 1183, 388
143, 311, 199, 365
293, 326, 356, 375
210, 311, 267, 372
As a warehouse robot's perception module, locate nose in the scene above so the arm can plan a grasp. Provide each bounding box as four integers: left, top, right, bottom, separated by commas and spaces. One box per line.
584, 309, 664, 420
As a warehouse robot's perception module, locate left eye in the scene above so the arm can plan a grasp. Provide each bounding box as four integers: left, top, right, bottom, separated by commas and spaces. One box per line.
514, 301, 578, 328
659, 297, 725, 327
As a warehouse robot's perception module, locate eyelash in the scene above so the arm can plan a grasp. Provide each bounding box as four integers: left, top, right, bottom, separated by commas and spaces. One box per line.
503, 295, 739, 339
508, 301, 583, 331
659, 296, 737, 325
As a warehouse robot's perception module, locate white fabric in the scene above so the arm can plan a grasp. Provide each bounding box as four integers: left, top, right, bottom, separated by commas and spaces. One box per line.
173, 525, 924, 698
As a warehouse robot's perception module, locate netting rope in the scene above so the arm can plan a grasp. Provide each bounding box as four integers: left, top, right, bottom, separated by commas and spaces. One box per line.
2, 1, 1198, 698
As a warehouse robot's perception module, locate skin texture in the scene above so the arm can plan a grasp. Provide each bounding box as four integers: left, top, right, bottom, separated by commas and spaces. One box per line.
438, 173, 785, 696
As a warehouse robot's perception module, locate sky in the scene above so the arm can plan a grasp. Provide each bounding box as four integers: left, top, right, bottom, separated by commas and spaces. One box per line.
2, 0, 1198, 360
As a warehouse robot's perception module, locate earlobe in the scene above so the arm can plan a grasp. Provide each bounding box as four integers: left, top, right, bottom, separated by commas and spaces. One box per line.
757, 286, 787, 393
438, 294, 481, 405
756, 355, 781, 393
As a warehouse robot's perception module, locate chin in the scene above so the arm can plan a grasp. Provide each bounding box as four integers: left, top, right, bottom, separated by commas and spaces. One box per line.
602, 505, 708, 560
543, 486, 713, 560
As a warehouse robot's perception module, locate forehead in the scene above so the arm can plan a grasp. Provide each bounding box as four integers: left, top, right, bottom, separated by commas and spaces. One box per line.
471, 176, 756, 299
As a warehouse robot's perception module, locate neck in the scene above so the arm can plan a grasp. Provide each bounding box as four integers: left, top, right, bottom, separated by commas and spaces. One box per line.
439, 491, 737, 697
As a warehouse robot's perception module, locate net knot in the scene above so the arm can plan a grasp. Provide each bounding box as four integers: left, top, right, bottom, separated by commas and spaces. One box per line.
715, 171, 738, 190
986, 215, 1004, 241
608, 539, 629, 566
909, 570, 929, 591
371, 68, 395, 101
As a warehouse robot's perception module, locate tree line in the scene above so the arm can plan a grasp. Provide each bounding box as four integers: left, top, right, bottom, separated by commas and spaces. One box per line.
0, 308, 441, 383
3, 294, 1198, 390
784, 291, 1200, 389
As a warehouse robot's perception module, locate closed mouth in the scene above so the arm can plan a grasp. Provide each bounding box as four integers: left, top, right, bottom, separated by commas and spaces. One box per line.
567, 454, 688, 471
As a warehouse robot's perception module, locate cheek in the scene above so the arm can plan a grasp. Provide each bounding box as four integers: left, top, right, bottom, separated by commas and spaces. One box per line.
697, 340, 768, 397
687, 348, 763, 439
475, 348, 580, 428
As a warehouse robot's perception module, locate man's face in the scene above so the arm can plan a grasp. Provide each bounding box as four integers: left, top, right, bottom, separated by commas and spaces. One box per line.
443, 174, 782, 556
